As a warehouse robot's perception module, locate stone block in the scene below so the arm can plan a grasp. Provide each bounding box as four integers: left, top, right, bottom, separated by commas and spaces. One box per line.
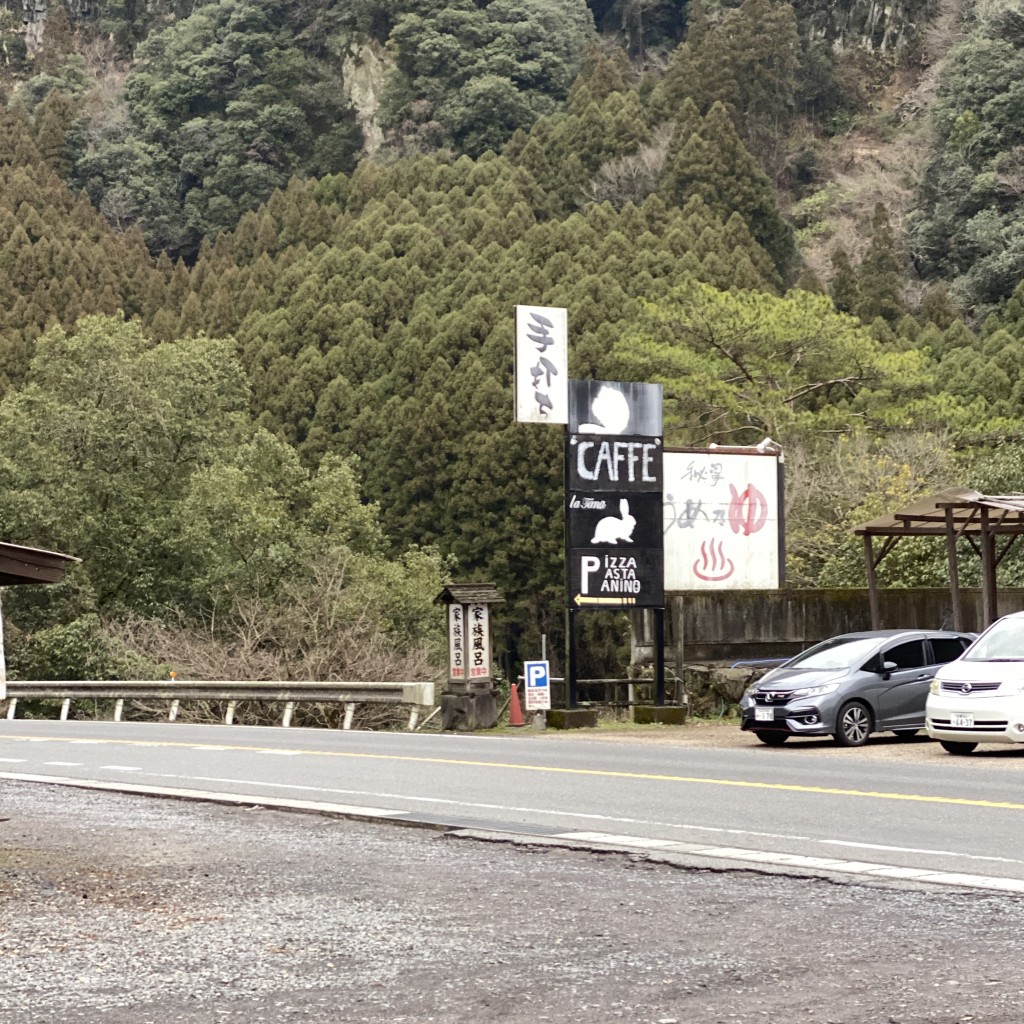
632, 705, 688, 726
545, 708, 598, 730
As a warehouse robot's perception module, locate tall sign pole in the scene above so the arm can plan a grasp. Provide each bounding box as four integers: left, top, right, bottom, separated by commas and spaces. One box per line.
514, 304, 569, 705
515, 309, 667, 711
566, 380, 664, 707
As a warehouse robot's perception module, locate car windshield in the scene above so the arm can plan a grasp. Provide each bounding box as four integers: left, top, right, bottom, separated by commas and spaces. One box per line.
786, 637, 881, 671
962, 618, 1024, 662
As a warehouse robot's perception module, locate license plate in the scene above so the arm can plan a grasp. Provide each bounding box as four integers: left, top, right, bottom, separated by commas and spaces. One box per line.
755, 708, 775, 722
951, 713, 974, 728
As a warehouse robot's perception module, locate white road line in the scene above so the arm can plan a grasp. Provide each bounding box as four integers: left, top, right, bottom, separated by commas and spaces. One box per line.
0, 758, 26, 763
821, 838, 1023, 864
43, 761, 82, 767
163, 773, 1024, 869
99, 765, 143, 772
4, 770, 1024, 895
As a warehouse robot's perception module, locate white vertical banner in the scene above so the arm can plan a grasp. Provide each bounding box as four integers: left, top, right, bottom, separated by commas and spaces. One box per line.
467, 602, 492, 680
447, 604, 465, 680
515, 305, 568, 424
663, 450, 782, 591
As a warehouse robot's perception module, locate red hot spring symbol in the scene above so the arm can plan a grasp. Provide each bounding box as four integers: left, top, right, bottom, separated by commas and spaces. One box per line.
728, 483, 768, 536
693, 539, 734, 582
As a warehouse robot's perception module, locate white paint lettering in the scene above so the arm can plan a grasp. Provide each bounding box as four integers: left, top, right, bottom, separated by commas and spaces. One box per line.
577, 441, 658, 484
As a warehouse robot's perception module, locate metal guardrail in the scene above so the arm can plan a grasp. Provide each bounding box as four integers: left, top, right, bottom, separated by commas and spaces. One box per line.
516, 676, 687, 707
2, 680, 435, 731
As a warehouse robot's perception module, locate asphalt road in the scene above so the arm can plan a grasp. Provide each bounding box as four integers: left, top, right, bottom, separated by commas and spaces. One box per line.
5, 776, 1023, 1024
3, 719, 1024, 885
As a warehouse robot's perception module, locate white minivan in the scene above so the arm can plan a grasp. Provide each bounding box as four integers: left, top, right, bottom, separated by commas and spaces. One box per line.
926, 610, 1024, 754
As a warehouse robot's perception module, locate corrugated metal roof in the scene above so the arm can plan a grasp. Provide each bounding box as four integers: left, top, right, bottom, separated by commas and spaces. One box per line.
853, 488, 1024, 536
0, 541, 80, 586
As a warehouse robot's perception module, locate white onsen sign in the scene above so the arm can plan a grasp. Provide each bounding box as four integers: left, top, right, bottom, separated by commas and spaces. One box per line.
663, 448, 783, 591
447, 604, 465, 680
514, 305, 568, 424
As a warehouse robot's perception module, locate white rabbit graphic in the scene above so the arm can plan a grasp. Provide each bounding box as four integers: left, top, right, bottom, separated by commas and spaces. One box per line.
590, 498, 636, 544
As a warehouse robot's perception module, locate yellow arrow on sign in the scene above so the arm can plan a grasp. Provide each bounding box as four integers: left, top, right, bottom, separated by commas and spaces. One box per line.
573, 594, 637, 606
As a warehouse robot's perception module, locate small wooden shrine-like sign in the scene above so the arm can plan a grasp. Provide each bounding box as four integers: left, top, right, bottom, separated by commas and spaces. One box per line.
434, 583, 505, 730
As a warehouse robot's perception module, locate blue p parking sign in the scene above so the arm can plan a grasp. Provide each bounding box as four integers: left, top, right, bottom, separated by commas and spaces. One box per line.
523, 660, 551, 711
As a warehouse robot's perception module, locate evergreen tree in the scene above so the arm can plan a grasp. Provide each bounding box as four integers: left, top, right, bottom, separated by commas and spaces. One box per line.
854, 204, 904, 325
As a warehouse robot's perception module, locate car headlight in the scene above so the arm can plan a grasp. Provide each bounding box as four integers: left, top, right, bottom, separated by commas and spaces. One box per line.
929, 679, 941, 695
789, 682, 840, 700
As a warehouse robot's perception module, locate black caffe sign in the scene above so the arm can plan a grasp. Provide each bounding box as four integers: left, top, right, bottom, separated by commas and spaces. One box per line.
565, 379, 664, 610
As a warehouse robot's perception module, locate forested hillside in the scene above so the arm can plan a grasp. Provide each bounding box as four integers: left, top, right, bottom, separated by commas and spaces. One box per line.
2, 0, 1024, 681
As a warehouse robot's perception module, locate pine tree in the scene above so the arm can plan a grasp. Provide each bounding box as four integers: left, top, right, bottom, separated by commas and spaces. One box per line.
829, 248, 858, 314
854, 204, 904, 325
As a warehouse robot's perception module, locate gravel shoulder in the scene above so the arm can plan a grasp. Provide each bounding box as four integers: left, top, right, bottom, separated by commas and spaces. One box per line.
1, 778, 1021, 1024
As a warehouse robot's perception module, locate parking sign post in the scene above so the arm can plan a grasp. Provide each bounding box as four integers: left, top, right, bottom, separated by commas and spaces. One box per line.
524, 660, 551, 712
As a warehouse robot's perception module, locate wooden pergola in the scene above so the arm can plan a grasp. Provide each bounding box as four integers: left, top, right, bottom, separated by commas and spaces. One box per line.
853, 488, 1024, 631
0, 541, 80, 695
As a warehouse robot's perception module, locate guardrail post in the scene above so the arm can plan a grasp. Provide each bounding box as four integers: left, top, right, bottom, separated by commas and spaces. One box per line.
113, 698, 124, 722
60, 698, 71, 721
6, 698, 15, 719
224, 701, 236, 725
168, 699, 180, 722
281, 701, 295, 728
407, 707, 419, 731
342, 702, 355, 730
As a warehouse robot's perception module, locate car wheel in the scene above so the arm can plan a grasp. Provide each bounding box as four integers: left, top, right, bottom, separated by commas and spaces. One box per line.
834, 701, 872, 747
754, 731, 789, 746
939, 740, 977, 755
893, 729, 919, 740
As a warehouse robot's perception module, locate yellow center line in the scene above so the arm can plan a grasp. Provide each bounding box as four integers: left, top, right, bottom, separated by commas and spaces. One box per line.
5, 733, 1024, 810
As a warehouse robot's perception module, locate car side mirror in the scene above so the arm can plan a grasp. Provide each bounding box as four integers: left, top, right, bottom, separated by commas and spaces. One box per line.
881, 660, 897, 679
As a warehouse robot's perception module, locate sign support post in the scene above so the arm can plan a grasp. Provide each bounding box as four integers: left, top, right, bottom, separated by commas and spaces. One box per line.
565, 379, 665, 714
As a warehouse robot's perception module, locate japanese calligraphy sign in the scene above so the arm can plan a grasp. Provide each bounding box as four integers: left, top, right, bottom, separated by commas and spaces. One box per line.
466, 603, 492, 680
566, 380, 664, 609
447, 604, 465, 680
515, 305, 568, 424
663, 448, 783, 591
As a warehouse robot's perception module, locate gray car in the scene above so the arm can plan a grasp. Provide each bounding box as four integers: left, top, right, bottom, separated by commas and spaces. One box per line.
739, 629, 976, 747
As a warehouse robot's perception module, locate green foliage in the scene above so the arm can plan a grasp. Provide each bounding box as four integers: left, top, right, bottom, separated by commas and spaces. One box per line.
0, 313, 450, 678
659, 102, 795, 280
7, 0, 1024, 677
6, 613, 163, 681
382, 0, 595, 157
651, 0, 800, 161
604, 281, 932, 446
74, 0, 363, 257
908, 24, 1024, 312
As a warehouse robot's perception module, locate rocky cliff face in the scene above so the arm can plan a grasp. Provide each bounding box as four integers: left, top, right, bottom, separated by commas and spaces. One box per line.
797, 0, 940, 51
342, 39, 388, 156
